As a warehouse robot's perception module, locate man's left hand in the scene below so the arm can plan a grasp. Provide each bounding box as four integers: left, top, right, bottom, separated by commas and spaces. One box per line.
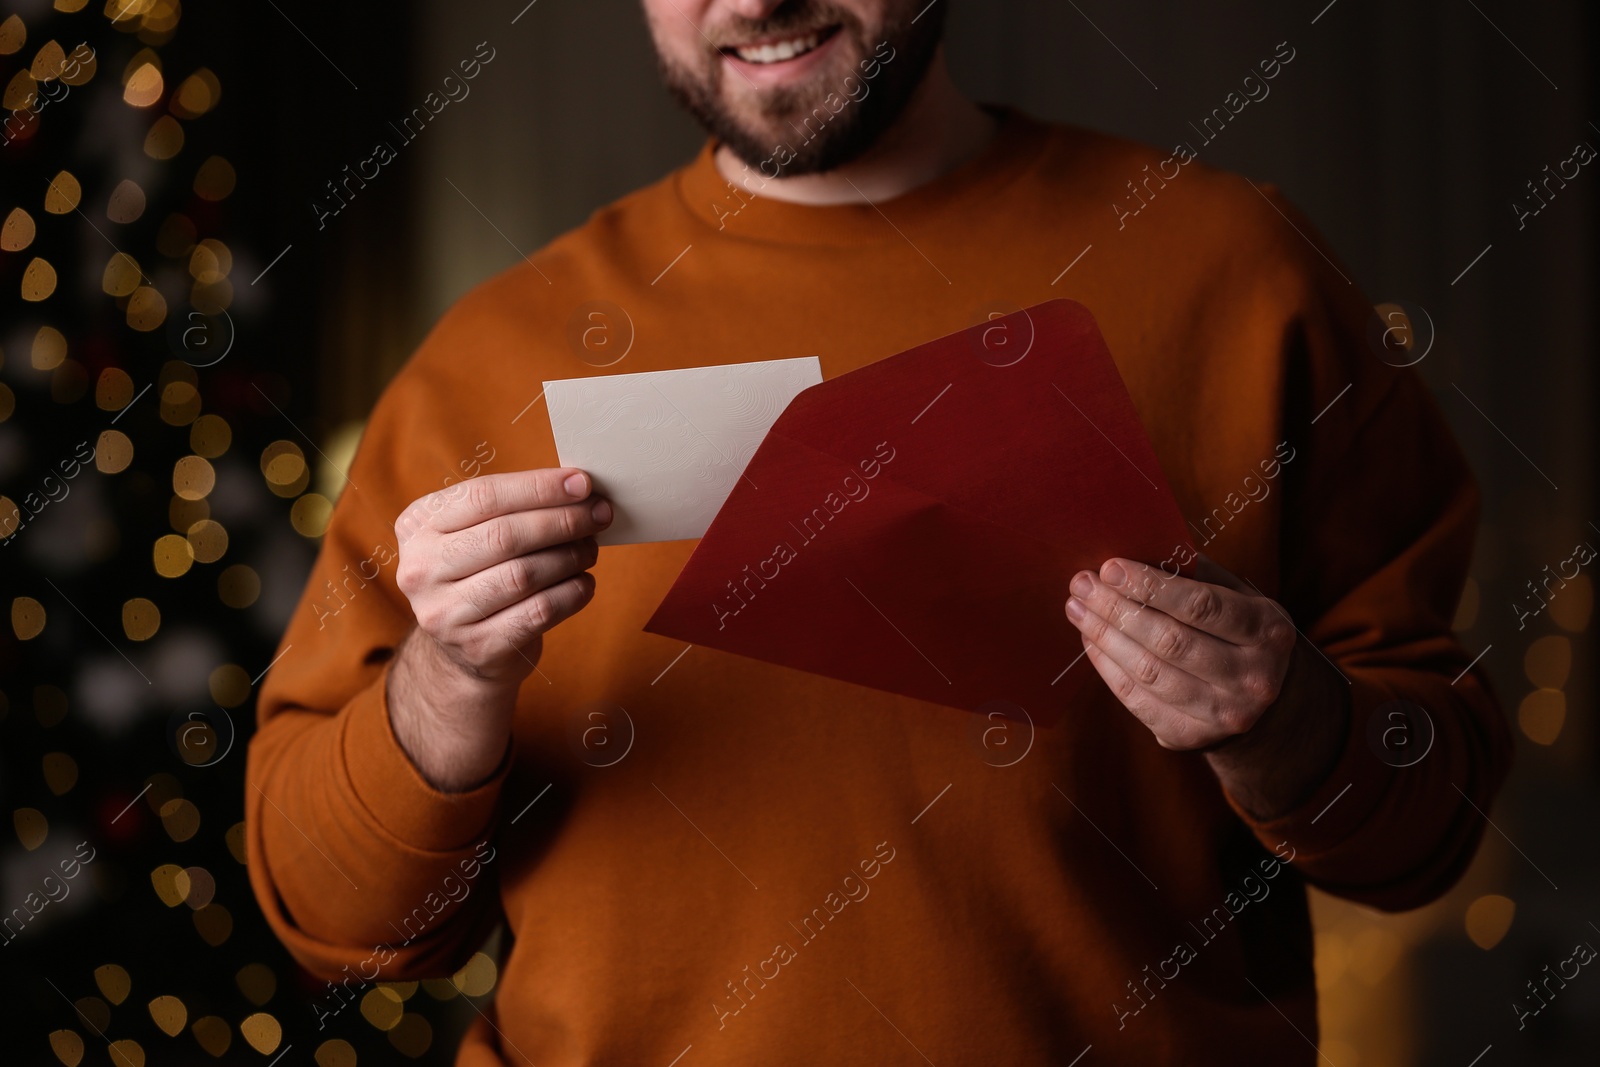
1064, 555, 1297, 750
1064, 554, 1350, 819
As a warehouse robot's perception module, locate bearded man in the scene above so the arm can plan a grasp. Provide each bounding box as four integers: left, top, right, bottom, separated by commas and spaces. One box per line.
246, 2, 1509, 1063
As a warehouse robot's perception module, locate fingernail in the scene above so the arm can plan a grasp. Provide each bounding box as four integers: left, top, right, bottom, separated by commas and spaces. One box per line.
564, 472, 588, 497
1070, 572, 1094, 598
1066, 596, 1086, 622
1102, 560, 1127, 587
592, 498, 613, 525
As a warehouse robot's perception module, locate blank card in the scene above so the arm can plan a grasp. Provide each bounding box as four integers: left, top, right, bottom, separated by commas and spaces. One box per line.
544, 356, 823, 545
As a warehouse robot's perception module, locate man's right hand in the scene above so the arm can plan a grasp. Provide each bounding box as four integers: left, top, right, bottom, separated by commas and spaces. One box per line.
385, 468, 612, 790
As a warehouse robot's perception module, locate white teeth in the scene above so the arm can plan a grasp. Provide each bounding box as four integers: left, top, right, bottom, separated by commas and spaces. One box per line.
734, 32, 820, 64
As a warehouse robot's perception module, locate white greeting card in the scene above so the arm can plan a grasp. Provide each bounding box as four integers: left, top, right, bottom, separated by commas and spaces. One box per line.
544, 356, 823, 545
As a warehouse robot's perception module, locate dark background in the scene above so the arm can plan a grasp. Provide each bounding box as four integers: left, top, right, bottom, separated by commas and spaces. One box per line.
1, 0, 1594, 1063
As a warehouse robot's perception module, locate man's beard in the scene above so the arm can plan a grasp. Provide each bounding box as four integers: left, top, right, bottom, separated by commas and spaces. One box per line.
654, 1, 947, 176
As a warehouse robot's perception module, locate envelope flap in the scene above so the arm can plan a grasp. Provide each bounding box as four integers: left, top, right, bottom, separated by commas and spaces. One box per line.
761, 299, 1188, 562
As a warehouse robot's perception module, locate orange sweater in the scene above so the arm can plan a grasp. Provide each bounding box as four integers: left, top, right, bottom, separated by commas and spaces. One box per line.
246, 108, 1510, 1065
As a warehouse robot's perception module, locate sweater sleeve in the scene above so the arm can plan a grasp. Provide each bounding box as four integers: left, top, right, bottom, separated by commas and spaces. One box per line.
1217, 189, 1514, 912
244, 313, 511, 984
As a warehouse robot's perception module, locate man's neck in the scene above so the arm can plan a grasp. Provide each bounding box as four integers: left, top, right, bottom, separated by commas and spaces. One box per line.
713, 55, 999, 207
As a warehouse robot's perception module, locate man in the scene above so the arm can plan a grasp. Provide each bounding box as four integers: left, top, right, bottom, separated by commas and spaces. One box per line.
245, 1, 1510, 1063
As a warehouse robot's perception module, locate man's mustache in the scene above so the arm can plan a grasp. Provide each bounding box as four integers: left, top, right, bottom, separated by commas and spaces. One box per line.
706, 2, 854, 49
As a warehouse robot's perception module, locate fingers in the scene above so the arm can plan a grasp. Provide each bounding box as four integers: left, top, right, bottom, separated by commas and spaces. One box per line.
1079, 641, 1215, 751
436, 497, 613, 580
404, 468, 595, 537
392, 469, 610, 689
470, 571, 596, 651
1071, 570, 1235, 683
1066, 573, 1212, 709
451, 538, 599, 622
1068, 559, 1302, 751
1094, 557, 1264, 645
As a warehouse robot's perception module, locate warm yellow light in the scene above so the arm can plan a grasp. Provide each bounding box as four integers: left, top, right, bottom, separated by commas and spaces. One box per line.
160, 380, 201, 425
1465, 894, 1515, 949
236, 963, 277, 1006
107, 179, 146, 223
1517, 688, 1566, 745
0, 207, 34, 251
148, 995, 187, 1037
31, 40, 67, 80
239, 1013, 282, 1054
218, 564, 260, 608
170, 68, 219, 118
143, 114, 183, 159
48, 1032, 83, 1067
452, 951, 498, 996
94, 963, 131, 1005
190, 414, 232, 457
153, 533, 194, 577
2, 69, 34, 109
102, 252, 143, 297
388, 1013, 433, 1057
151, 863, 187, 906
42, 751, 77, 794
1523, 635, 1571, 689
172, 455, 215, 500
106, 1041, 143, 1067
12, 596, 46, 639
96, 429, 134, 473
61, 42, 96, 85
209, 664, 250, 707
15, 807, 50, 850
126, 285, 167, 330
1549, 573, 1592, 632
160, 797, 199, 841
193, 902, 233, 945
21, 257, 57, 301
44, 170, 81, 213
314, 1039, 357, 1067
123, 61, 162, 106
186, 519, 228, 563
122, 597, 160, 639
0, 15, 25, 55
190, 1015, 232, 1057
291, 494, 333, 538
360, 988, 404, 1031
32, 326, 67, 369
262, 441, 309, 496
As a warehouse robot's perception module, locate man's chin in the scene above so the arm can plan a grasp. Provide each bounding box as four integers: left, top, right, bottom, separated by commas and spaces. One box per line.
710, 84, 874, 171
715, 117, 879, 178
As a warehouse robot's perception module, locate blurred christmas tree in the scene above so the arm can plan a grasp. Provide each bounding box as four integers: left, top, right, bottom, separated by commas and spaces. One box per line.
1, 2, 478, 1063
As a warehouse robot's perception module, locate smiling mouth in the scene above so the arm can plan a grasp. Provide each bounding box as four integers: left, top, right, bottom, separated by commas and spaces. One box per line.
720, 25, 841, 65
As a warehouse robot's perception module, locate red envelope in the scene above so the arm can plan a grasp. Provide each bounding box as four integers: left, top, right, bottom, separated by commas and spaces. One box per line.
644, 299, 1194, 725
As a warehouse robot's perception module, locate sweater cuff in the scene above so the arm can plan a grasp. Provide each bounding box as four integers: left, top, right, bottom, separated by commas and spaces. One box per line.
1226, 672, 1398, 859
339, 662, 509, 853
